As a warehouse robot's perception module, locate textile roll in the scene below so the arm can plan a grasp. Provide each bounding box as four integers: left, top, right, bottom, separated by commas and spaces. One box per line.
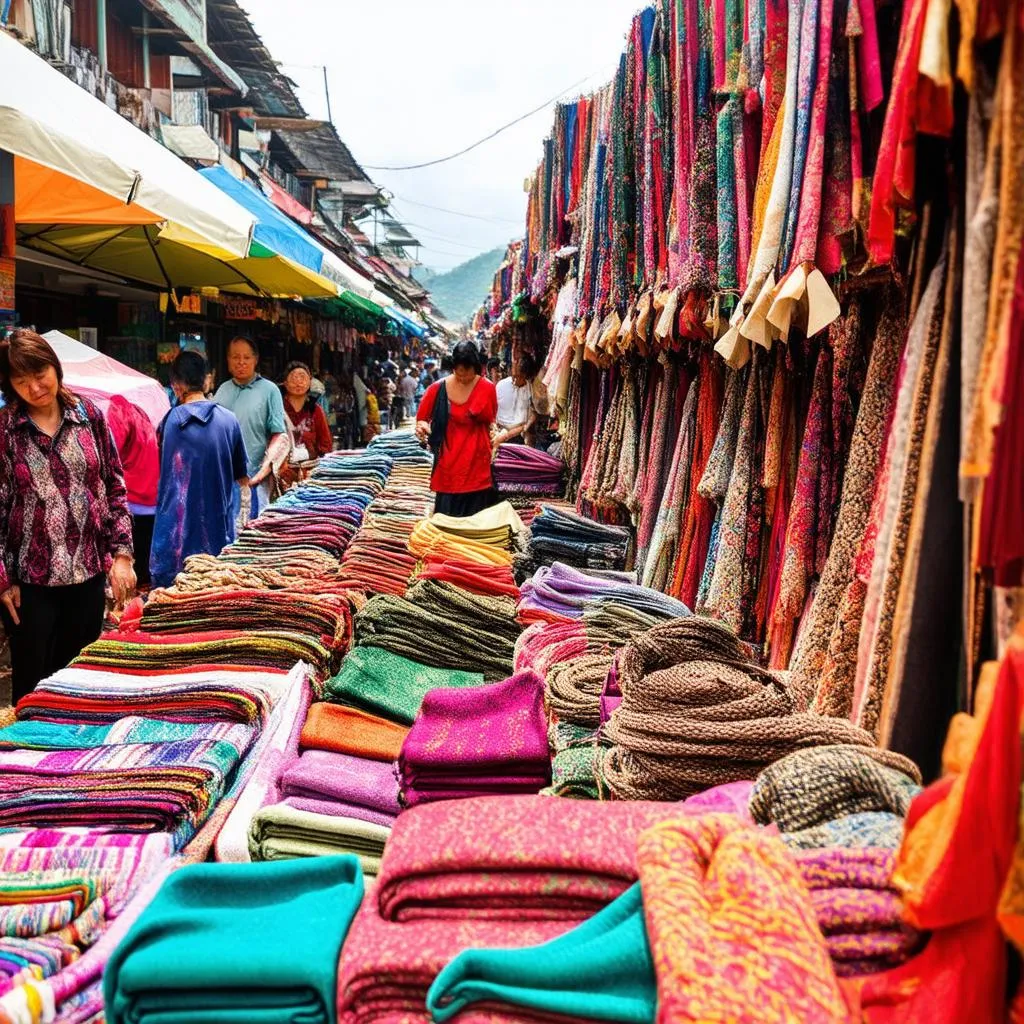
375, 796, 682, 923
300, 703, 409, 762
749, 745, 922, 833
602, 617, 920, 800
427, 883, 654, 1024
248, 802, 391, 873
324, 647, 484, 727
397, 670, 551, 806
637, 815, 851, 1023
104, 856, 364, 1024
280, 749, 401, 818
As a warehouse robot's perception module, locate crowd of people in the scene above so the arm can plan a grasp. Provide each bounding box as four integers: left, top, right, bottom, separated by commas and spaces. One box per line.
0, 327, 554, 709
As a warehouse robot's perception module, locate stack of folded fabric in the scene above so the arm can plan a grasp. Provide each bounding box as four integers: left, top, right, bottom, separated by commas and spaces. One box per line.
408, 504, 523, 569
16, 663, 292, 726
280, 749, 400, 824
63, 629, 335, 680
300, 702, 409, 761
794, 847, 925, 976
0, 727, 254, 847
397, 671, 550, 806
367, 432, 433, 466
411, 555, 519, 599
603, 617, 922, 801
356, 582, 522, 679
750, 745, 922, 850
336, 796, 681, 1023
492, 443, 565, 496
323, 646, 483, 726
518, 562, 690, 625
135, 588, 361, 657
171, 549, 349, 594
105, 857, 364, 1024
516, 505, 632, 581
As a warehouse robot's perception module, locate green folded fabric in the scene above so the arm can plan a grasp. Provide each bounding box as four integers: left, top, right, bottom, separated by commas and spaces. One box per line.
323, 646, 484, 725
105, 855, 364, 1024
248, 803, 391, 875
427, 883, 655, 1023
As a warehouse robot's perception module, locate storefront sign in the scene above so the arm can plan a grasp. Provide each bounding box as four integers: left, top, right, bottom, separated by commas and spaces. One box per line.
221, 296, 272, 321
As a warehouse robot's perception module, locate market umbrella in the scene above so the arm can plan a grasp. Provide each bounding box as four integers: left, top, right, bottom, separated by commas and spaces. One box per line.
41, 330, 170, 427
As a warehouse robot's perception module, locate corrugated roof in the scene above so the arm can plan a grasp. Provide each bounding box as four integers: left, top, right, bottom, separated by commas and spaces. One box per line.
271, 123, 370, 183
206, 0, 305, 118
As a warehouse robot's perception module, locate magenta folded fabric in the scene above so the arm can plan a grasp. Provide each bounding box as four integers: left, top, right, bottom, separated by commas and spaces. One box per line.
279, 749, 401, 817
398, 671, 551, 807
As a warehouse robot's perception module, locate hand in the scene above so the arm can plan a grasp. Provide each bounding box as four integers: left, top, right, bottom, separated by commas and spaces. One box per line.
414, 421, 429, 444
108, 556, 136, 608
1, 585, 21, 627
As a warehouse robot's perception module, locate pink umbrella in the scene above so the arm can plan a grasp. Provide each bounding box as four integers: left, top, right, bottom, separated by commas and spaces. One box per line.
42, 330, 170, 427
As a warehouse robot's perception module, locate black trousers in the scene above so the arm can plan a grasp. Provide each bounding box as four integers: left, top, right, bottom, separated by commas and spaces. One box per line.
434, 487, 502, 518
132, 514, 155, 588
0, 574, 106, 704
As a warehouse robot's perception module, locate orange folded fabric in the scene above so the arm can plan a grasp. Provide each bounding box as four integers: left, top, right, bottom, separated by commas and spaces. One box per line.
299, 702, 409, 762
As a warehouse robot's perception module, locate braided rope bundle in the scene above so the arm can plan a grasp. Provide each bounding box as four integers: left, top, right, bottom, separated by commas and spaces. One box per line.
603, 617, 919, 800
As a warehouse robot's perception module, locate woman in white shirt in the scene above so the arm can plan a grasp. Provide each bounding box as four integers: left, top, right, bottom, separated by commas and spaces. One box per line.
494, 357, 535, 445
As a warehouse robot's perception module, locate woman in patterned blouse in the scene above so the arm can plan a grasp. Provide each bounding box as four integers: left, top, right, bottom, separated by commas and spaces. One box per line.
0, 329, 135, 702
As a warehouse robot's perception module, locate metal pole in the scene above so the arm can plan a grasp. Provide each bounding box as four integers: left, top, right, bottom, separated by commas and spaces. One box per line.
142, 10, 151, 89
97, 0, 108, 74
322, 65, 333, 125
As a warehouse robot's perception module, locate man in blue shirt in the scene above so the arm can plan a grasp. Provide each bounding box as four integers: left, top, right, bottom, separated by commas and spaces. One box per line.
213, 336, 287, 528
150, 351, 249, 588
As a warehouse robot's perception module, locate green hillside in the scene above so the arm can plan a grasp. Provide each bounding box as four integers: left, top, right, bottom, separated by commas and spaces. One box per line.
417, 247, 506, 322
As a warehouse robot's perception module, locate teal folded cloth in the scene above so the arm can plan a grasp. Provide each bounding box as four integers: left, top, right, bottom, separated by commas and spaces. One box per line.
427, 883, 655, 1023
105, 855, 364, 1024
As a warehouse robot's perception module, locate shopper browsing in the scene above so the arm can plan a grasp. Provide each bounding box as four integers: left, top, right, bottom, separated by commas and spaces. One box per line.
213, 336, 287, 529
150, 351, 249, 590
279, 361, 333, 487
494, 356, 535, 446
0, 329, 135, 700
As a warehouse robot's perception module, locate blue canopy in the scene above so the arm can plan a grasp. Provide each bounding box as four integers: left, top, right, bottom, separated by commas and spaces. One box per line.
385, 305, 429, 338
199, 166, 325, 275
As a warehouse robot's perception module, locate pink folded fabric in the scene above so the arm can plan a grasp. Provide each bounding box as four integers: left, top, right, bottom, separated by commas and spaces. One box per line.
337, 886, 573, 1024
376, 795, 682, 922
398, 672, 551, 808
280, 749, 401, 817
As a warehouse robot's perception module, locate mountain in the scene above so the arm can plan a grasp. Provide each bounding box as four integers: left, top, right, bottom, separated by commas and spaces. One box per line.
416, 247, 505, 323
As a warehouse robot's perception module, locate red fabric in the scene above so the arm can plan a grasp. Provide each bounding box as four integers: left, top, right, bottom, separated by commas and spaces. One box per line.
416, 378, 497, 494
414, 556, 519, 599
285, 401, 333, 459
978, 239, 1024, 586
105, 394, 159, 508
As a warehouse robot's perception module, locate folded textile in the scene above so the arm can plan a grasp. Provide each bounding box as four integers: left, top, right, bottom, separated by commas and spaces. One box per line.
412, 556, 520, 600
105, 856, 364, 1024
603, 618, 921, 800
749, 745, 922, 833
542, 723, 609, 799
248, 802, 391, 873
280, 749, 401, 818
429, 502, 524, 541
428, 883, 654, 1023
522, 506, 632, 574
637, 815, 851, 1023
519, 563, 689, 625
324, 647, 484, 727
0, 716, 252, 752
409, 521, 514, 568
493, 444, 565, 497
782, 812, 907, 850
398, 671, 551, 807
16, 665, 290, 726
300, 702, 409, 762
793, 847, 924, 975
376, 796, 681, 922
337, 889, 569, 1024
355, 585, 521, 681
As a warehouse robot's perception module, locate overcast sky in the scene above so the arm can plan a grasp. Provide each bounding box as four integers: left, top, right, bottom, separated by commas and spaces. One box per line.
240, 0, 640, 271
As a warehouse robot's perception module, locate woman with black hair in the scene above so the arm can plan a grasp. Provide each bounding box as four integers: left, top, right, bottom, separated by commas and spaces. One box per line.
415, 341, 499, 516
279, 361, 333, 486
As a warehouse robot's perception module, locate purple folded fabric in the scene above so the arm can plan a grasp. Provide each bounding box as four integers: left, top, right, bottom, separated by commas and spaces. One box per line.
679, 780, 756, 820
281, 796, 397, 829
279, 749, 401, 816
492, 444, 564, 488
398, 670, 552, 807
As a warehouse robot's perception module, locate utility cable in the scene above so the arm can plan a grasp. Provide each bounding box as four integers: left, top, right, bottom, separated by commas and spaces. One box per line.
362, 73, 597, 171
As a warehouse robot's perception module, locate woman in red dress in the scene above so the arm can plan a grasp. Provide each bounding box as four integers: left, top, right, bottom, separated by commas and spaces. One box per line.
415, 342, 499, 517
279, 361, 332, 487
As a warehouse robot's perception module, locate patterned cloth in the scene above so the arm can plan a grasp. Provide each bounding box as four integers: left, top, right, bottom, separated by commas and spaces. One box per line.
637, 814, 850, 1023
749, 745, 921, 833
0, 397, 132, 592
